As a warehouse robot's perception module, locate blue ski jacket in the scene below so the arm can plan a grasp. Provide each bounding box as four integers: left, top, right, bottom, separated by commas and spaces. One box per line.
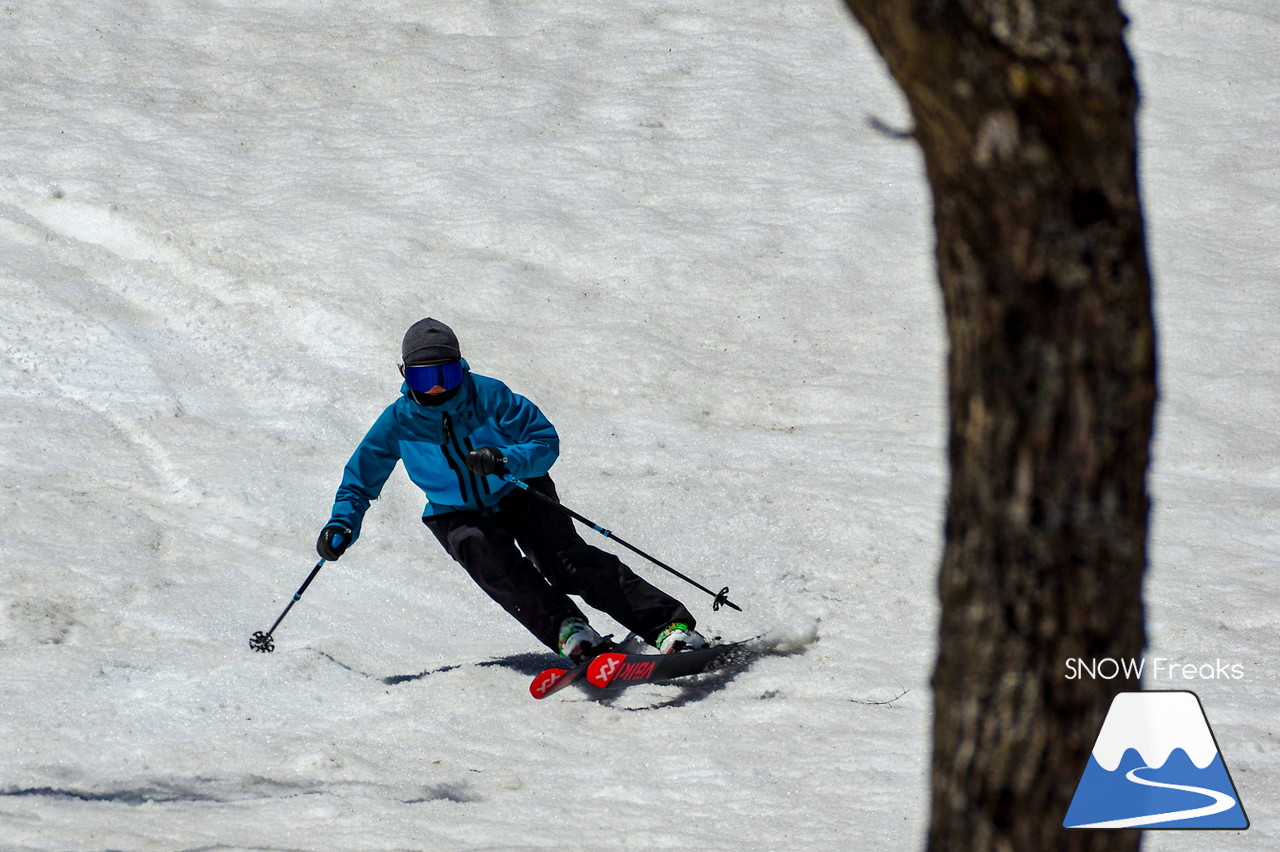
325, 362, 559, 543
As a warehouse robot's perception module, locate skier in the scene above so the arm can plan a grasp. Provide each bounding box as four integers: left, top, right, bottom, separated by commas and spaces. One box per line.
316, 317, 709, 663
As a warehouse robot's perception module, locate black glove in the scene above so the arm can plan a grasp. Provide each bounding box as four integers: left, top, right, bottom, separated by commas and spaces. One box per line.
316, 524, 353, 561
466, 446, 508, 477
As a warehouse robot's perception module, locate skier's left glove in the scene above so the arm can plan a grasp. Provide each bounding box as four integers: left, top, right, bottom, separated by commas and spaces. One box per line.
466, 446, 508, 477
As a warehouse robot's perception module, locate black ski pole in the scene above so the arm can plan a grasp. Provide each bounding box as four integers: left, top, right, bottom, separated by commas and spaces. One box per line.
250, 558, 326, 653
503, 475, 743, 612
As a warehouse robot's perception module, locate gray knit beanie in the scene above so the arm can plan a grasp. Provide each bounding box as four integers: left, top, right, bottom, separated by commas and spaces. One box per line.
401, 318, 461, 364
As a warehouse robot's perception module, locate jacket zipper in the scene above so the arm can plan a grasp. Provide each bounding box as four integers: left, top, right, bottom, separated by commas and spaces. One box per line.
441, 413, 479, 506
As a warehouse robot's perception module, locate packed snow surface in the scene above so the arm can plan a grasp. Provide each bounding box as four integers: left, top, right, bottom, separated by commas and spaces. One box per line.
1, 1, 1276, 849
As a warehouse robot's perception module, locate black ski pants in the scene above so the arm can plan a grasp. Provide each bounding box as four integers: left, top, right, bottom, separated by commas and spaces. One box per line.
423, 476, 694, 652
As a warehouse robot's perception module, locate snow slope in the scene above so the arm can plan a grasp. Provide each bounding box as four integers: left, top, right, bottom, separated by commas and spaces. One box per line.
1, 1, 1274, 849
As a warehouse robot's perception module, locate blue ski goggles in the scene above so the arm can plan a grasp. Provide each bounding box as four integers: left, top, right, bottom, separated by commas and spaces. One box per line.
402, 360, 465, 393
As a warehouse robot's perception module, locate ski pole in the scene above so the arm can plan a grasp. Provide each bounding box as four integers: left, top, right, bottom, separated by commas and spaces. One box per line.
502, 475, 742, 612
250, 558, 326, 653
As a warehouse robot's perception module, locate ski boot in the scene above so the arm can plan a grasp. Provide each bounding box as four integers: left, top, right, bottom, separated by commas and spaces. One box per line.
558, 617, 607, 665
655, 622, 709, 654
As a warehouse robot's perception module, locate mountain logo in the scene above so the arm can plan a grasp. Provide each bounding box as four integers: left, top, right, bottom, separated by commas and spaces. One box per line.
1064, 691, 1248, 829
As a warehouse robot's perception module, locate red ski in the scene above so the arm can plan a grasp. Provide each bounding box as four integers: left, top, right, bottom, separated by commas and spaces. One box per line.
529, 639, 624, 699
529, 659, 593, 699
585, 643, 751, 690
531, 638, 763, 698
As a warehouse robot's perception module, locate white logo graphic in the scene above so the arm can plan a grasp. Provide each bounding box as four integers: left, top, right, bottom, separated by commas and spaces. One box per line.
1064, 691, 1248, 829
590, 655, 621, 686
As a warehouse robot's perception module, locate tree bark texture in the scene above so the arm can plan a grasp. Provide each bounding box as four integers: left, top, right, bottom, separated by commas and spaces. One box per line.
840, 2, 1157, 850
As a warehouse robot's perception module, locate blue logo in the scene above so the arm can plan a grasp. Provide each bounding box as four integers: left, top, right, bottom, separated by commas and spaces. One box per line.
1064, 691, 1248, 829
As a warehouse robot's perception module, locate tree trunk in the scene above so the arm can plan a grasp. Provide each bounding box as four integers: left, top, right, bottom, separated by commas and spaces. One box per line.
840, 2, 1157, 850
